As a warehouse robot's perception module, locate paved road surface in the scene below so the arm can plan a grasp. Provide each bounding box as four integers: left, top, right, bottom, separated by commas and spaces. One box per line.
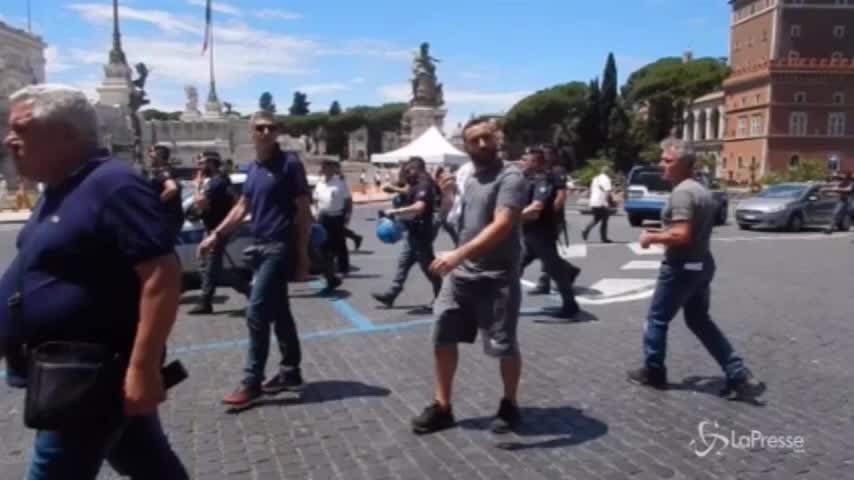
1, 205, 853, 479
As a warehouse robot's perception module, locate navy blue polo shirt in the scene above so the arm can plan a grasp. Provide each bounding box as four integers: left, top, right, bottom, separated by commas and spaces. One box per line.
525, 173, 557, 236
0, 156, 175, 387
243, 150, 309, 243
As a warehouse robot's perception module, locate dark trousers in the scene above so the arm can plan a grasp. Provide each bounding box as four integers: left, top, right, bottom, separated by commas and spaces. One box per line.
583, 206, 611, 241
642, 254, 746, 382
388, 230, 442, 299
344, 226, 361, 247
244, 241, 301, 387
199, 233, 250, 306
827, 200, 849, 232
433, 218, 459, 246
522, 233, 579, 312
320, 213, 349, 273
28, 412, 187, 480
537, 218, 576, 291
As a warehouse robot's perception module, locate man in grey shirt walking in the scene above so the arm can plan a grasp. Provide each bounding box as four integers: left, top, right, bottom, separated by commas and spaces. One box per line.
411, 117, 527, 435
627, 138, 763, 402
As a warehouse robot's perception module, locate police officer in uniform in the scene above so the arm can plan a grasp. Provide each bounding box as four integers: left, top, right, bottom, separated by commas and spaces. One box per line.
372, 157, 442, 308
530, 145, 579, 295
520, 148, 580, 320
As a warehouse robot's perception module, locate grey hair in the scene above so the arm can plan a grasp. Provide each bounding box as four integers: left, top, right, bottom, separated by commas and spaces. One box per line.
9, 84, 99, 147
250, 110, 276, 125
659, 137, 696, 167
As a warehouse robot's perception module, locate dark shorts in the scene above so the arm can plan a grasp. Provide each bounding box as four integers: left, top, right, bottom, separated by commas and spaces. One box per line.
432, 272, 521, 357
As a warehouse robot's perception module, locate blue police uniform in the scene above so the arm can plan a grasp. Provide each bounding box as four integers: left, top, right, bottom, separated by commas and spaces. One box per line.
0, 154, 187, 479
240, 149, 309, 387
521, 173, 579, 316
375, 175, 442, 305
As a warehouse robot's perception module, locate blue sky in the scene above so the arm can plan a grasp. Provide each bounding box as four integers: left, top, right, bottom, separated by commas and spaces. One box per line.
2, 0, 730, 128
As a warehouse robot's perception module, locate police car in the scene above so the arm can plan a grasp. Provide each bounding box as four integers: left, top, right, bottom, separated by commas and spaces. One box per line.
177, 172, 320, 291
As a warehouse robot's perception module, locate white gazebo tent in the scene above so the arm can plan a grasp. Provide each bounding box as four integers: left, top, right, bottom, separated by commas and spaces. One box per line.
370, 126, 469, 167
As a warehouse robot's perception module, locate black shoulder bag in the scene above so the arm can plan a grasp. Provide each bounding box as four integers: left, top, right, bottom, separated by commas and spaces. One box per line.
8, 252, 125, 431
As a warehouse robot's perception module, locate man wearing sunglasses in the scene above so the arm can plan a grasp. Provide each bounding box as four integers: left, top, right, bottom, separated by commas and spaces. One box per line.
199, 111, 311, 407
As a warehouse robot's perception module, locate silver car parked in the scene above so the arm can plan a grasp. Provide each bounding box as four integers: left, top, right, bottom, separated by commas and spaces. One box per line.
735, 182, 851, 232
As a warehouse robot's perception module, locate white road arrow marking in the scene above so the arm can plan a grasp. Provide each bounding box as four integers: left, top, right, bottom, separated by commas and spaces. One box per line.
522, 278, 657, 305
628, 243, 664, 255
620, 260, 661, 270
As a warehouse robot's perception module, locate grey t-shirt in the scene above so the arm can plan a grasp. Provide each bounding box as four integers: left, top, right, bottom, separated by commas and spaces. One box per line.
661, 178, 715, 262
456, 161, 527, 280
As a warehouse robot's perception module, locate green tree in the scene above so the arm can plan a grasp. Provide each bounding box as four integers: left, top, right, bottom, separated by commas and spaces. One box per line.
576, 78, 603, 161
573, 158, 615, 188
622, 57, 730, 105
503, 82, 588, 144
600, 52, 618, 141
329, 100, 342, 116
289, 91, 310, 115
762, 159, 827, 184
259, 92, 276, 114
606, 102, 635, 173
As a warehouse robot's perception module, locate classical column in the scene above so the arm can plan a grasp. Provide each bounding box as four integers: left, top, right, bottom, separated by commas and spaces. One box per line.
718, 106, 726, 139
693, 109, 702, 141
705, 108, 714, 141
682, 110, 691, 140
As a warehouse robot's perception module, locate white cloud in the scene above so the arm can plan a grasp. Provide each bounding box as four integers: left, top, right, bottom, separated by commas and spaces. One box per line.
376, 83, 409, 103
186, 0, 243, 17
294, 83, 350, 95
68, 3, 201, 35
253, 8, 302, 21
45, 47, 74, 74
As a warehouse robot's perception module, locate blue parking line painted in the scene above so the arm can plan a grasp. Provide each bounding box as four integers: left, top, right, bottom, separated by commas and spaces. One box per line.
0, 318, 435, 379
308, 280, 374, 330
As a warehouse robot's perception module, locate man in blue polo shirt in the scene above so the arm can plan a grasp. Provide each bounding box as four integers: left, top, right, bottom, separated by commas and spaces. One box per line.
199, 111, 312, 407
0, 85, 187, 479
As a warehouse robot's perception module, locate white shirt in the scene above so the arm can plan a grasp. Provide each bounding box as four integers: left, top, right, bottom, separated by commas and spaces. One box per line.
313, 176, 351, 215
589, 173, 613, 208
446, 161, 474, 226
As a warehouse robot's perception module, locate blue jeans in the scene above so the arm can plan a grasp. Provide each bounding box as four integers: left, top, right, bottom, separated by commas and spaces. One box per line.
28, 412, 187, 480
244, 242, 301, 387
643, 254, 747, 382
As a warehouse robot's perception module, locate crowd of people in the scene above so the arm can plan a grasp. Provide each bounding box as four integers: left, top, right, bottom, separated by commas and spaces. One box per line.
0, 82, 816, 479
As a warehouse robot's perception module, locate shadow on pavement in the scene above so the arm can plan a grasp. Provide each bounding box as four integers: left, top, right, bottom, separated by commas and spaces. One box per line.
458, 405, 608, 450
343, 273, 382, 280
349, 250, 376, 255
667, 375, 767, 406
227, 380, 391, 414
521, 308, 598, 324
180, 294, 229, 305
290, 289, 353, 300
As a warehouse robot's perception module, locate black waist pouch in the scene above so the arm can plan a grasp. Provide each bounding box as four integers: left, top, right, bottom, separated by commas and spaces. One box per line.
23, 341, 124, 430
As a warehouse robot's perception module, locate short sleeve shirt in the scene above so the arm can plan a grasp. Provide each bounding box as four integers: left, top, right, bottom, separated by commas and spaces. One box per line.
525, 173, 556, 236
551, 165, 568, 192
405, 177, 436, 235
661, 178, 716, 262
148, 167, 184, 236
456, 162, 527, 280
0, 157, 175, 387
201, 174, 233, 231
242, 150, 309, 243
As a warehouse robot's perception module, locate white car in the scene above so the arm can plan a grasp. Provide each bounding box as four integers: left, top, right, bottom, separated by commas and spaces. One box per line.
176, 172, 320, 291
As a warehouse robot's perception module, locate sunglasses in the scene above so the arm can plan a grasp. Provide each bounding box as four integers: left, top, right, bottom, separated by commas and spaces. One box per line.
254, 124, 277, 134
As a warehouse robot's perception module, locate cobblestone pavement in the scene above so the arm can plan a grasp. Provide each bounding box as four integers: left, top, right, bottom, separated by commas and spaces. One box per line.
1, 207, 853, 480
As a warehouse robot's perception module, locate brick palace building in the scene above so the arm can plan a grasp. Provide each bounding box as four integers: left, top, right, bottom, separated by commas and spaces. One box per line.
723, 0, 854, 183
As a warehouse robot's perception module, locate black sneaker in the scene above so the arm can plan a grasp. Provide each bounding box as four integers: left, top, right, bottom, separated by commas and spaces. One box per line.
490, 398, 521, 434
188, 303, 213, 315
354, 235, 363, 251
627, 366, 668, 390
323, 276, 342, 293
262, 370, 305, 394
720, 370, 765, 402
411, 402, 455, 435
372, 291, 396, 307
581, 229, 589, 242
